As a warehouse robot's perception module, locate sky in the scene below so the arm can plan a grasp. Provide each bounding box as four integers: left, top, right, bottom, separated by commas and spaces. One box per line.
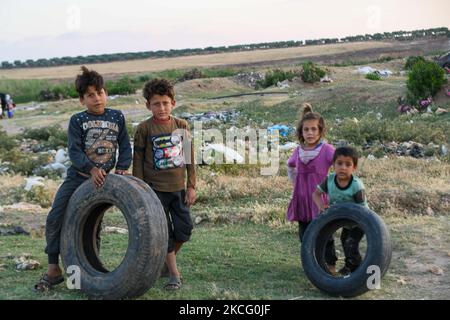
0, 0, 449, 62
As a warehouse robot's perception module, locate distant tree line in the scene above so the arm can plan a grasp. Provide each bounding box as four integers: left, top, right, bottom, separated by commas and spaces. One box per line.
1, 27, 448, 69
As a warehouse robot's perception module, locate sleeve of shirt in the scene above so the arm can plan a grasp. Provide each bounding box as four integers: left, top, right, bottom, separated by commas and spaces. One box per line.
317, 176, 329, 193
183, 121, 196, 189
67, 115, 95, 174
326, 143, 336, 167
353, 179, 367, 204
287, 165, 297, 183
132, 123, 146, 180
115, 112, 132, 170
287, 147, 299, 167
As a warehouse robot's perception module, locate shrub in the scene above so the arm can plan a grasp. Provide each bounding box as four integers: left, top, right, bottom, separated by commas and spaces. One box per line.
24, 185, 53, 208
178, 68, 205, 82
106, 76, 137, 95
138, 74, 151, 82
404, 56, 426, 70
406, 60, 446, 103
300, 62, 326, 83
2, 150, 51, 176
0, 130, 18, 153
257, 69, 300, 88
365, 72, 381, 81
22, 125, 67, 149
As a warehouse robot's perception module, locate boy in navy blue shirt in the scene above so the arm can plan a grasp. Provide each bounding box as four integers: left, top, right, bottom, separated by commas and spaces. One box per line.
35, 66, 132, 292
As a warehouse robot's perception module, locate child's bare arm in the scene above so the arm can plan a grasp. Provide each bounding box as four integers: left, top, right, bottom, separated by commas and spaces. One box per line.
287, 164, 297, 184
313, 189, 328, 212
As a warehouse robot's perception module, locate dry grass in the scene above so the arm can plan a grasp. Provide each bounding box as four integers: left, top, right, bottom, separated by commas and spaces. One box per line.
0, 42, 393, 80
191, 157, 450, 226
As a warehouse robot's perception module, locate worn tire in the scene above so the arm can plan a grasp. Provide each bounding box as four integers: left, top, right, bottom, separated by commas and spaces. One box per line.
300, 203, 392, 297
60, 174, 168, 299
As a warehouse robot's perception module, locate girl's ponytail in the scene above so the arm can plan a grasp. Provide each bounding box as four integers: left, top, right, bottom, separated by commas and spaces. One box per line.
302, 103, 313, 118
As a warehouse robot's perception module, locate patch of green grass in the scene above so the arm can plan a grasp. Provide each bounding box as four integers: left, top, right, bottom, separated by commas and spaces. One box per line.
365, 72, 382, 81
0, 209, 448, 299
0, 79, 51, 104
331, 56, 395, 67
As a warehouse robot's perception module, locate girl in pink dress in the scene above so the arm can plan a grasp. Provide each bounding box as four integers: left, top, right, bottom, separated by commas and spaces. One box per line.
287, 103, 337, 274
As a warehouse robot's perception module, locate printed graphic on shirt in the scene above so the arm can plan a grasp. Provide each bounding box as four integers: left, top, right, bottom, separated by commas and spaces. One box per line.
83, 120, 119, 167
152, 133, 184, 170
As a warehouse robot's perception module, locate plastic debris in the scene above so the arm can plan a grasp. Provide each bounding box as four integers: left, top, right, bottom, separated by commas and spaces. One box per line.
280, 142, 298, 151
104, 226, 128, 235
202, 144, 245, 163
24, 177, 45, 191
267, 125, 294, 138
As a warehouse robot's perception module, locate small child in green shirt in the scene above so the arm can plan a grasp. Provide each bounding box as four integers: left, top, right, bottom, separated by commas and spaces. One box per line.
313, 146, 367, 275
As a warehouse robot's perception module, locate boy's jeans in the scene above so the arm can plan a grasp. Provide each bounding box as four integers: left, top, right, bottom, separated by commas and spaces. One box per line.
340, 226, 365, 270
44, 168, 88, 264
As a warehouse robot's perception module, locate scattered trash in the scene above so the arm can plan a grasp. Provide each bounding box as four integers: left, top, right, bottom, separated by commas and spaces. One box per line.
279, 142, 298, 151
428, 265, 444, 276
54, 149, 69, 164
15, 256, 40, 270
201, 144, 245, 163
376, 112, 383, 120
397, 104, 418, 114
179, 110, 239, 124
38, 148, 71, 178
397, 141, 425, 158
277, 80, 290, 89
0, 223, 30, 236
356, 66, 377, 74
435, 107, 448, 115
104, 226, 128, 235
24, 177, 45, 191
367, 154, 376, 160
20, 103, 44, 111
234, 72, 264, 89
320, 75, 333, 83
194, 216, 204, 225
440, 145, 448, 156
377, 69, 393, 77
267, 125, 294, 138
356, 66, 393, 77
2, 202, 44, 213
396, 277, 408, 285
418, 97, 433, 111
42, 162, 68, 178
426, 207, 434, 216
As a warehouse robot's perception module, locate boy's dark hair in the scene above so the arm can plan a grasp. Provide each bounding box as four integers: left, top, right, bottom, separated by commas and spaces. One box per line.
333, 146, 359, 166
143, 78, 175, 102
75, 66, 105, 98
296, 103, 326, 144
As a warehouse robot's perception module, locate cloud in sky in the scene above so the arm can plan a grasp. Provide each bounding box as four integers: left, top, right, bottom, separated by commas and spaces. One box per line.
0, 0, 448, 61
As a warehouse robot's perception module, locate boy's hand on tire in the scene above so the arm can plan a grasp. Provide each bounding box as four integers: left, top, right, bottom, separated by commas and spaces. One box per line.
90, 167, 107, 188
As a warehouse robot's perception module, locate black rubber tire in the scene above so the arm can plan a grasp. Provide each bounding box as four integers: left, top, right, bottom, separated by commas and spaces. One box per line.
300, 203, 392, 297
60, 174, 168, 299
